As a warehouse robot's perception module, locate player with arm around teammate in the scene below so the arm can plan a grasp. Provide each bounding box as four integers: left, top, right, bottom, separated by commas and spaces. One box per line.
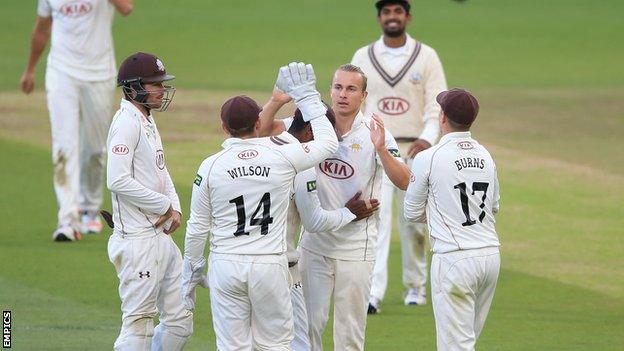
404, 88, 501, 351
106, 52, 192, 351
182, 62, 338, 350
274, 106, 380, 351
299, 64, 411, 351
21, 0, 133, 241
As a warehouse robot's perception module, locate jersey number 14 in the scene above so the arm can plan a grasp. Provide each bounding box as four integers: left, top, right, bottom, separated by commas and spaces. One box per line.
228, 192, 274, 236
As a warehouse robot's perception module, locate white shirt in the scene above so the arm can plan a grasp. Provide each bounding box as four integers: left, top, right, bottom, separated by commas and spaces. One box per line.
37, 0, 116, 81
351, 34, 447, 154
300, 112, 402, 261
106, 99, 181, 237
404, 132, 501, 253
286, 168, 356, 263
184, 116, 338, 265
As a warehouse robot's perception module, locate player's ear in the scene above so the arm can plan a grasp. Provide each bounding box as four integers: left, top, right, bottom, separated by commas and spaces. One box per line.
221, 122, 230, 136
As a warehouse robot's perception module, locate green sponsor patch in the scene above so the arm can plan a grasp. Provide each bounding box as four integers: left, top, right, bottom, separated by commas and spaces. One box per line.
389, 148, 401, 157
193, 174, 203, 186
306, 180, 317, 192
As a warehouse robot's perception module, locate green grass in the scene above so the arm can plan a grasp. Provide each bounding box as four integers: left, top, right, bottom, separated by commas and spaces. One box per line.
1, 0, 623, 349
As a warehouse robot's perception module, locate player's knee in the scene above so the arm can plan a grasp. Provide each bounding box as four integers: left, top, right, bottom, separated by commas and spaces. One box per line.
123, 316, 154, 338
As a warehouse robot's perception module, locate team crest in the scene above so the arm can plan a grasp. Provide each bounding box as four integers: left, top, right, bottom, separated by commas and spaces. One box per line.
156, 59, 165, 72
409, 72, 422, 84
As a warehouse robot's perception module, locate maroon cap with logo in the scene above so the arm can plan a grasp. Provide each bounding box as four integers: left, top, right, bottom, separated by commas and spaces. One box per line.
436, 88, 480, 125
117, 52, 175, 86
220, 95, 262, 132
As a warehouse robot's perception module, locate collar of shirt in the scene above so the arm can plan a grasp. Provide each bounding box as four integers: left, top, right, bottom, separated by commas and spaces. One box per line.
376, 34, 415, 56
120, 98, 154, 125
341, 111, 366, 139
221, 137, 262, 149
439, 131, 472, 144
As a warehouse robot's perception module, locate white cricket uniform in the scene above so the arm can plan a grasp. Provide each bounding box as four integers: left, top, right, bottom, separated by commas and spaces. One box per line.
184, 116, 338, 351
352, 34, 447, 304
404, 131, 501, 351
38, 0, 117, 228
299, 112, 401, 351
106, 99, 192, 351
287, 166, 356, 351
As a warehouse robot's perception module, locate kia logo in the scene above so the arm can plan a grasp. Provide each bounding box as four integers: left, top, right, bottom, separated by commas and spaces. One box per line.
112, 144, 129, 155
60, 1, 93, 18
457, 141, 474, 150
238, 149, 258, 160
156, 150, 165, 170
319, 158, 354, 179
378, 97, 410, 115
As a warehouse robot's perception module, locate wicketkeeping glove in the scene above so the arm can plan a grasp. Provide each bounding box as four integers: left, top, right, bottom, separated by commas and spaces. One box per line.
275, 62, 326, 121
181, 257, 209, 311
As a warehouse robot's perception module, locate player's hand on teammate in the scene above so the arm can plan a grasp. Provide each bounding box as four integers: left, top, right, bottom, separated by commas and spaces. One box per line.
370, 114, 386, 152
345, 191, 380, 221
20, 70, 35, 94
155, 205, 181, 234
407, 139, 431, 158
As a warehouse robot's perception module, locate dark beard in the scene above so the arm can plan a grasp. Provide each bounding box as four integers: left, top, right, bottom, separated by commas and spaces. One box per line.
383, 27, 405, 38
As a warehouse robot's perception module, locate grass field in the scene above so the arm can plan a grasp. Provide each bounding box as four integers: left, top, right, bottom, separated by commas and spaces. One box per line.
1, 0, 623, 350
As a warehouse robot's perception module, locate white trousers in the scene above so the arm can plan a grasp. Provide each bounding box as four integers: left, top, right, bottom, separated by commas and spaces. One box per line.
209, 252, 293, 351
300, 249, 374, 351
370, 167, 428, 303
290, 263, 311, 351
107, 233, 193, 351
431, 247, 500, 351
45, 67, 115, 227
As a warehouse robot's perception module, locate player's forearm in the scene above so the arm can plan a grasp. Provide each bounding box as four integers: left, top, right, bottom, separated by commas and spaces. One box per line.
294, 116, 338, 171
164, 169, 182, 213
378, 150, 410, 190
404, 196, 427, 223
418, 118, 440, 146
107, 175, 171, 215
184, 227, 209, 265
259, 98, 288, 137
25, 19, 51, 73
109, 0, 133, 16
301, 206, 355, 233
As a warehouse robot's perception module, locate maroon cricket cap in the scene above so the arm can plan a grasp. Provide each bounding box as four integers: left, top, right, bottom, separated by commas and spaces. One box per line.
375, 0, 411, 12
436, 88, 480, 125
220, 95, 261, 132
117, 52, 175, 86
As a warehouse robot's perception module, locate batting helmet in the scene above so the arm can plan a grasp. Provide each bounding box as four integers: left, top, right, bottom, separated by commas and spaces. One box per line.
117, 52, 176, 111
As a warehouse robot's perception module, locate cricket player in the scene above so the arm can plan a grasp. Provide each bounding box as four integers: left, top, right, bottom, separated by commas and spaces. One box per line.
21, 0, 133, 241
298, 64, 411, 351
351, 0, 448, 311
182, 62, 339, 350
404, 88, 501, 351
263, 104, 381, 351
106, 52, 192, 351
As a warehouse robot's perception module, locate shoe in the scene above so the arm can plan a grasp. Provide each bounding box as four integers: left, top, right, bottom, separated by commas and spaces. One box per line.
404, 288, 427, 306
367, 299, 381, 315
81, 211, 103, 234
53, 225, 82, 242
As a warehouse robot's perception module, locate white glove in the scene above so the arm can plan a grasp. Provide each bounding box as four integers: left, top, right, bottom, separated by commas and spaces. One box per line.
181, 257, 209, 311
276, 62, 326, 121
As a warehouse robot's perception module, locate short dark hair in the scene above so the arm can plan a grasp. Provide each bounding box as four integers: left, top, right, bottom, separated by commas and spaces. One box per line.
447, 117, 471, 132
227, 124, 256, 138
335, 64, 368, 91
375, 0, 411, 16
288, 102, 336, 134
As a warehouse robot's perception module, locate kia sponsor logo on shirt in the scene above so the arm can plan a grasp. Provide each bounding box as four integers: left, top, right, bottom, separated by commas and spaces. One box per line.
156, 150, 165, 170
237, 149, 259, 160
112, 144, 129, 155
59, 0, 93, 18
457, 141, 474, 150
319, 158, 354, 179
378, 97, 410, 115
